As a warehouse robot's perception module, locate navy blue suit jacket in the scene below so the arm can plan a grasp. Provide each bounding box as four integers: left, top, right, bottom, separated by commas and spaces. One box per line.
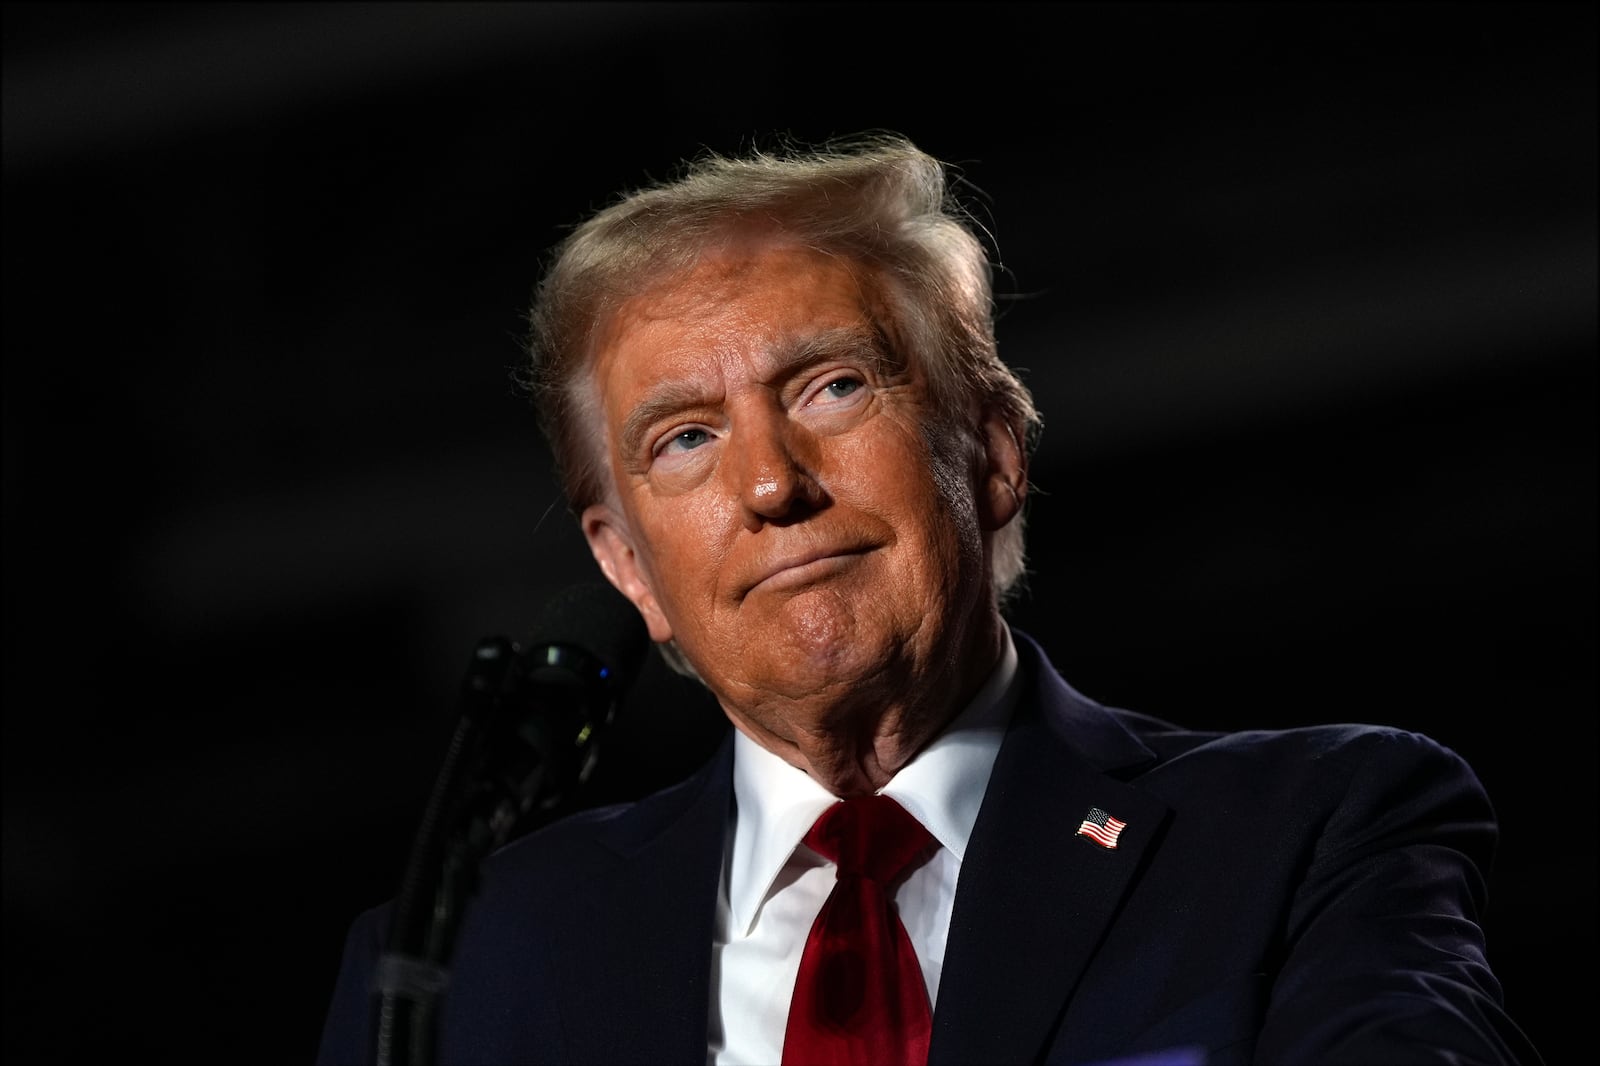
317, 632, 1541, 1064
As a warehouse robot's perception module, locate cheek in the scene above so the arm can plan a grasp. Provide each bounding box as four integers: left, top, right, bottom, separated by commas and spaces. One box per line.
916, 431, 988, 579
634, 492, 736, 603
838, 422, 983, 560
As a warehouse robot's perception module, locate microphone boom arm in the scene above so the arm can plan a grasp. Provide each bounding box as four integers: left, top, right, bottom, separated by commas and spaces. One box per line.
373, 584, 647, 1066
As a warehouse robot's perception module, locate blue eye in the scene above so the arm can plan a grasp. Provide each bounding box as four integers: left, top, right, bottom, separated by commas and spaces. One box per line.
823, 377, 863, 400
665, 428, 710, 453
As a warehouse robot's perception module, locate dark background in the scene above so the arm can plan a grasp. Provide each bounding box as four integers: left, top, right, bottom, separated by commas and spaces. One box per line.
3, 2, 1593, 1061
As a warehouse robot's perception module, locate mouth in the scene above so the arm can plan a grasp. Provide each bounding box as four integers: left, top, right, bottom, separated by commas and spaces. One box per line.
742, 546, 872, 597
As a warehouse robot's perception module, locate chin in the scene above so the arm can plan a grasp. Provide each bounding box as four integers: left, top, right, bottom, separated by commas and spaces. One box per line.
757, 591, 909, 695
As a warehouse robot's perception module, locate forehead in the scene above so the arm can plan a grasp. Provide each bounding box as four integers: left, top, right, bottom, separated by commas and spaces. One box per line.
593, 239, 881, 360
581, 241, 899, 452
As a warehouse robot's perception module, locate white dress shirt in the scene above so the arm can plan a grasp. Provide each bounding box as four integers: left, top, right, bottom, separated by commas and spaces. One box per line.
709, 627, 1021, 1065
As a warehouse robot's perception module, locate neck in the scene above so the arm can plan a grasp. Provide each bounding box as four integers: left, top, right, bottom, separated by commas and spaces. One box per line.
726, 611, 1007, 797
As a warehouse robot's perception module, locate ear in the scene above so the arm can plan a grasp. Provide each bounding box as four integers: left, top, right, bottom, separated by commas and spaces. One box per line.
581, 503, 675, 644
976, 408, 1028, 532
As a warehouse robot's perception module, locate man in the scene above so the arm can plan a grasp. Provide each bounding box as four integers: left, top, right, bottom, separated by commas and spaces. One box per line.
317, 135, 1543, 1064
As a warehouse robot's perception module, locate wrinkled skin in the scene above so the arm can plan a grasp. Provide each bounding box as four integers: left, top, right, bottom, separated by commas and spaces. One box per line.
581, 236, 1027, 796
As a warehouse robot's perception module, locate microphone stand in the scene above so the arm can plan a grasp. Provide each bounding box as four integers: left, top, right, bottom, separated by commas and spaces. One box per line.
373, 633, 628, 1066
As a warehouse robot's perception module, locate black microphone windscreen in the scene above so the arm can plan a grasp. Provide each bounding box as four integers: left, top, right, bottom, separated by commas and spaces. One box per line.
522, 581, 650, 690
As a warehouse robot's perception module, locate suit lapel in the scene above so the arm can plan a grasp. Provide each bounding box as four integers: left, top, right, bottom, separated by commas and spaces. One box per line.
552, 734, 734, 1065
929, 636, 1171, 1065
536, 636, 1164, 1065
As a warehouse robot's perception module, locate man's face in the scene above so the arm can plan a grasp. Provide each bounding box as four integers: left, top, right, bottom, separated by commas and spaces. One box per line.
580, 237, 1023, 785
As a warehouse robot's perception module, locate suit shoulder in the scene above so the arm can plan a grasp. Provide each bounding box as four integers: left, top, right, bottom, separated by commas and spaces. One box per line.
1223, 723, 1483, 790
482, 731, 733, 892
1128, 715, 1476, 775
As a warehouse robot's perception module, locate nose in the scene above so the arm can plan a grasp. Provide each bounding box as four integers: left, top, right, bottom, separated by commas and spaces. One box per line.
729, 406, 823, 527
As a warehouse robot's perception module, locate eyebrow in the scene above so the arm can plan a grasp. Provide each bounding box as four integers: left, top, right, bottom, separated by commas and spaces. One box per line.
782, 325, 899, 380
618, 377, 718, 461
615, 325, 898, 460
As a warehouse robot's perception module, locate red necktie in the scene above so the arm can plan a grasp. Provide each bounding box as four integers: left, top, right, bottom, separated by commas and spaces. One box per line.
782, 794, 937, 1066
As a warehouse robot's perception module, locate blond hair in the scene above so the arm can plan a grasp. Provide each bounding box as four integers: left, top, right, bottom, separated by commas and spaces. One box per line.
522, 132, 1039, 597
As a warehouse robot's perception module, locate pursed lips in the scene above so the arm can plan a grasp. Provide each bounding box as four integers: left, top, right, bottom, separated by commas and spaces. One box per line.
740, 544, 873, 597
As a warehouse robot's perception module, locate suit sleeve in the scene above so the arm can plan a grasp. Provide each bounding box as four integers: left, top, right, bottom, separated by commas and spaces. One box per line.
1255, 729, 1544, 1065
315, 905, 384, 1066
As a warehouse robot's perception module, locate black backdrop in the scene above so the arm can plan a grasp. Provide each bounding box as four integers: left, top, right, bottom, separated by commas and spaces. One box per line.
3, 2, 1594, 1062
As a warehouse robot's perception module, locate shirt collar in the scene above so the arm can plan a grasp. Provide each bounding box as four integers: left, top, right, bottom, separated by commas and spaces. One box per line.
726, 626, 1020, 937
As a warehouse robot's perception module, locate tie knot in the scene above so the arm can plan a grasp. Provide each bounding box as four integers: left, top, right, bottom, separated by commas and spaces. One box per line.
804, 794, 935, 884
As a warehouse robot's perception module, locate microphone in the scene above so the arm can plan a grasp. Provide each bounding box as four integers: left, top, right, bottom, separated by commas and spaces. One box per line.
375, 580, 650, 1066
511, 579, 652, 809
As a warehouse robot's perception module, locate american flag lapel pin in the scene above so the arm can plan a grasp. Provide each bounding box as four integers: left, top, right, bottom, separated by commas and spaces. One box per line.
1076, 807, 1127, 849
